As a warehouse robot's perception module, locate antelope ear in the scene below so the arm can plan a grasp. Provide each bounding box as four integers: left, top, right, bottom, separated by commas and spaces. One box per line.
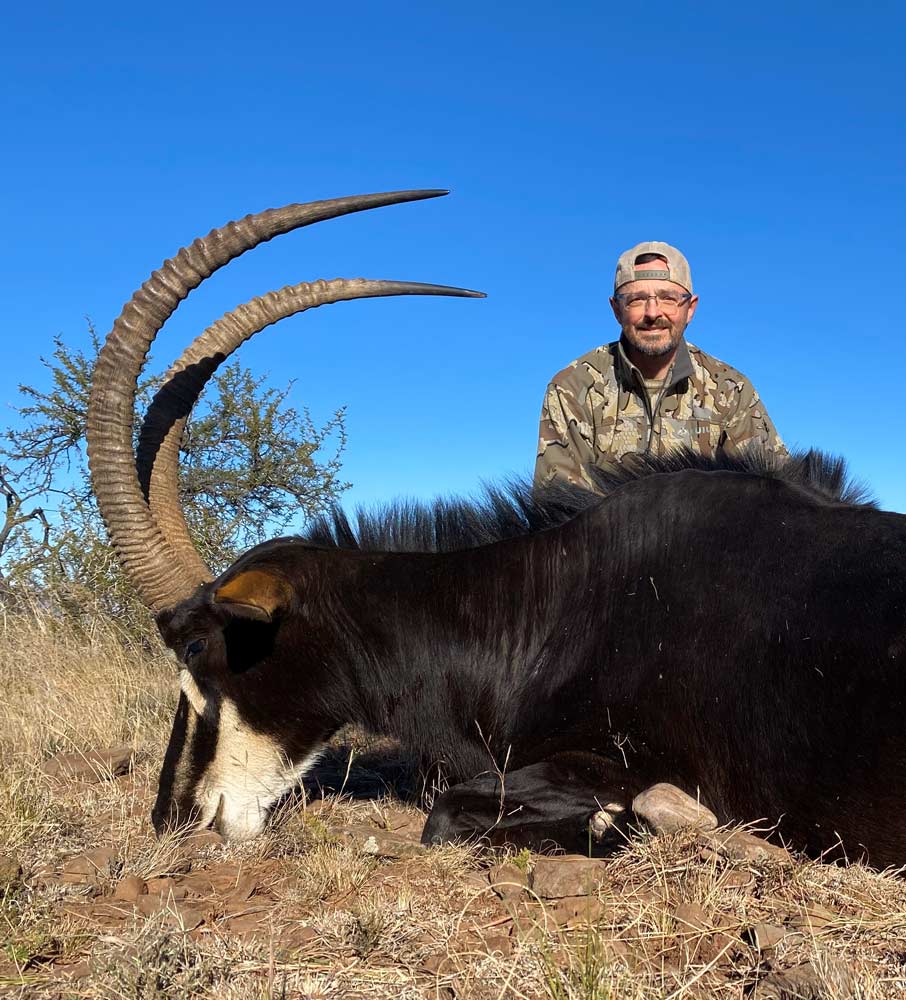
213, 570, 293, 622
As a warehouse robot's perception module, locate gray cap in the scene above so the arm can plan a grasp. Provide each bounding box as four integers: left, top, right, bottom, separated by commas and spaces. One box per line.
614, 241, 693, 293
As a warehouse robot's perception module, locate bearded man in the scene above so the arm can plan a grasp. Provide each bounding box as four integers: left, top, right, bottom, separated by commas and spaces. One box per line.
534, 242, 786, 489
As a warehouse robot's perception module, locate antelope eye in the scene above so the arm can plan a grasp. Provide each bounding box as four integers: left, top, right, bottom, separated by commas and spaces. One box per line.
185, 638, 207, 659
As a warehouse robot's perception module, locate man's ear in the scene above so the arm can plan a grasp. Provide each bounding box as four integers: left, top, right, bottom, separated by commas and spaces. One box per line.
213, 569, 293, 622
685, 293, 699, 324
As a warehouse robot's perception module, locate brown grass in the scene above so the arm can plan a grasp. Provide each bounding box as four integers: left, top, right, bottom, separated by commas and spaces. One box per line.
1, 609, 906, 998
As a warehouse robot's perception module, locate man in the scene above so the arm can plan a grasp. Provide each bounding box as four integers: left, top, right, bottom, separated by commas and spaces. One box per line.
534, 241, 785, 489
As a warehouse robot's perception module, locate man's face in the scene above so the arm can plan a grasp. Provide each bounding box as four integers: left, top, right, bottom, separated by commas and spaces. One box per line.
609, 260, 698, 358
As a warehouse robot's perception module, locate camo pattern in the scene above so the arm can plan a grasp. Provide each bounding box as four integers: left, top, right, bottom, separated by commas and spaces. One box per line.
535, 338, 786, 489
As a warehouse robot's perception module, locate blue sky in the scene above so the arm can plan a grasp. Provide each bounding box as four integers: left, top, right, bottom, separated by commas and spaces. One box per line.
2, 1, 905, 519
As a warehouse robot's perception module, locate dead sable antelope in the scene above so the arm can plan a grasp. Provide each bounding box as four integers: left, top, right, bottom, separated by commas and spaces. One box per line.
87, 191, 906, 867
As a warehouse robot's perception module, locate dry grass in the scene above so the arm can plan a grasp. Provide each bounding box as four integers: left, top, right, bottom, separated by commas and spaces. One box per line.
1, 608, 906, 998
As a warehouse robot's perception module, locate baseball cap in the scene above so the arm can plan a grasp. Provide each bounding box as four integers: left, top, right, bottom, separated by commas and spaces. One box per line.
614, 241, 693, 293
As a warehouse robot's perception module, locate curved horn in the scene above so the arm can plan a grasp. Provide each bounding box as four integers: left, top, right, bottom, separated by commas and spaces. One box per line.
87, 190, 465, 611
137, 278, 485, 586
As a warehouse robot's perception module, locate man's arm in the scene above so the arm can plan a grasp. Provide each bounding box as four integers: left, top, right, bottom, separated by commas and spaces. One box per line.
724, 380, 787, 456
534, 381, 598, 489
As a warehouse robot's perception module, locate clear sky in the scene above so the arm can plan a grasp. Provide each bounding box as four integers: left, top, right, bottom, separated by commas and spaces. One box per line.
2, 1, 905, 519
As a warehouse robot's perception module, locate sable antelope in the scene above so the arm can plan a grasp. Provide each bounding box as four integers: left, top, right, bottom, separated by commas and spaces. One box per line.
87, 192, 906, 866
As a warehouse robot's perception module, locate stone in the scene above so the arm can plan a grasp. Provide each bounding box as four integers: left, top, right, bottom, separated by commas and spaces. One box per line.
487, 862, 530, 901
632, 784, 718, 834
463, 871, 491, 891
41, 745, 134, 783
181, 830, 225, 851
707, 830, 792, 864
136, 894, 165, 916
420, 952, 454, 975
719, 869, 756, 890
531, 856, 605, 899
145, 877, 186, 900
223, 912, 266, 936
546, 894, 606, 926
789, 903, 837, 930
52, 960, 92, 980
113, 875, 147, 902
0, 855, 22, 896
167, 904, 203, 931
288, 925, 319, 948
672, 901, 709, 930
61, 847, 118, 885
482, 933, 513, 955
755, 961, 831, 999
670, 903, 744, 965
746, 922, 790, 952
227, 876, 259, 905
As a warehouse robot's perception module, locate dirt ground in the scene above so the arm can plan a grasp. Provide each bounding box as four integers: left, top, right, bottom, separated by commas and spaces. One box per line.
2, 613, 906, 999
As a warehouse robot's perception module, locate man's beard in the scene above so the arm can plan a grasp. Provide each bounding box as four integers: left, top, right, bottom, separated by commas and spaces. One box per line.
622, 319, 684, 357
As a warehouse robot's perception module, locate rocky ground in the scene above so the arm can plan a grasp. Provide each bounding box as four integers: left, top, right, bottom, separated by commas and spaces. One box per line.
2, 615, 906, 998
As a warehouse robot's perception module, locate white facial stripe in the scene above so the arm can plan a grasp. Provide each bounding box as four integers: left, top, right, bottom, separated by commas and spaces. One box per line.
178, 669, 210, 718
195, 697, 322, 840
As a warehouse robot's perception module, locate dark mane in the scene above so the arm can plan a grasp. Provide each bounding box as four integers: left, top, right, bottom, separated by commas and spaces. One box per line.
301, 449, 875, 554
302, 477, 602, 553
588, 448, 876, 508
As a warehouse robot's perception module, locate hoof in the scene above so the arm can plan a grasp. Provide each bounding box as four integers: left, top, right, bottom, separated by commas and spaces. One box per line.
588, 801, 626, 842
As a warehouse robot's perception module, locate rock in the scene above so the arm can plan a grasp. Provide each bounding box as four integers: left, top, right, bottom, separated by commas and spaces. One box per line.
671, 901, 710, 962
113, 875, 147, 902
672, 901, 709, 930
136, 894, 165, 916
222, 912, 266, 936
755, 961, 830, 999
52, 960, 92, 980
707, 830, 792, 864
487, 862, 531, 901
632, 784, 718, 834
181, 830, 224, 851
145, 877, 186, 900
167, 904, 203, 931
227, 875, 259, 905
42, 745, 134, 783
61, 847, 118, 885
545, 894, 606, 926
369, 806, 423, 835
531, 856, 605, 899
745, 922, 791, 952
288, 925, 319, 948
177, 873, 215, 897
463, 871, 491, 891
482, 933, 513, 955
788, 903, 837, 930
671, 903, 743, 964
719, 869, 756, 890
420, 952, 454, 975
0, 855, 22, 896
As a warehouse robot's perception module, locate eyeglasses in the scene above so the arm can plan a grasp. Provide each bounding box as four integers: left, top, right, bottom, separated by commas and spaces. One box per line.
615, 291, 692, 313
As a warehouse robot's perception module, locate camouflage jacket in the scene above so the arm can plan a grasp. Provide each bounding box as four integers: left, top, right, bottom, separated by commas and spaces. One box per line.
534, 337, 785, 489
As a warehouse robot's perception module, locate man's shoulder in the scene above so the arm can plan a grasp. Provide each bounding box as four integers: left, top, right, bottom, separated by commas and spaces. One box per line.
685, 341, 756, 391
547, 342, 619, 390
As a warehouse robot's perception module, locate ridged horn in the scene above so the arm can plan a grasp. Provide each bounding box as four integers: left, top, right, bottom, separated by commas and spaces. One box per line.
86, 190, 466, 611
137, 278, 485, 586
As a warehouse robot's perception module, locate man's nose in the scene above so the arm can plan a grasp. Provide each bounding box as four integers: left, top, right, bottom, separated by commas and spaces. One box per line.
644, 295, 662, 319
